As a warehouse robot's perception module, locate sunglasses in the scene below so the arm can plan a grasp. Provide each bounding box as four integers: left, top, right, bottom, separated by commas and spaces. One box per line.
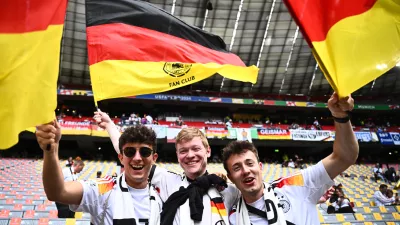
123, 147, 153, 158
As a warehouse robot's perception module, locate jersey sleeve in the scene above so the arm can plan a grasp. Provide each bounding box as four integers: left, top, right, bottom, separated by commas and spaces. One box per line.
149, 165, 183, 202
301, 161, 335, 204
69, 177, 114, 216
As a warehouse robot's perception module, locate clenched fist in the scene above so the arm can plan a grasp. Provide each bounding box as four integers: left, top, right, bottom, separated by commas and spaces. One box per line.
36, 120, 62, 152
93, 109, 112, 129
328, 93, 354, 118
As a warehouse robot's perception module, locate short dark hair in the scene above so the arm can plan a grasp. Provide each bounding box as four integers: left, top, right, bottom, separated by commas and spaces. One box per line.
379, 184, 388, 190
222, 141, 259, 174
119, 125, 157, 153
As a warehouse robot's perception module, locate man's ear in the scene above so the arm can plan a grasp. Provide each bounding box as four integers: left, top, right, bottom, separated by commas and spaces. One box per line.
152, 153, 158, 163
206, 147, 211, 158
118, 153, 123, 164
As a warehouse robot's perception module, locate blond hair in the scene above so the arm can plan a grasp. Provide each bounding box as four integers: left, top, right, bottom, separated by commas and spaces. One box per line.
175, 127, 209, 149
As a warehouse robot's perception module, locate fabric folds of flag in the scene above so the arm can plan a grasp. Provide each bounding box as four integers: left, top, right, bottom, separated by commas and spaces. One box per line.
0, 0, 67, 149
283, 0, 400, 97
85, 0, 259, 102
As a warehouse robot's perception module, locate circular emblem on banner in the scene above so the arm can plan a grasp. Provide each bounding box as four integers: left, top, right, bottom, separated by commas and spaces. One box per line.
163, 62, 192, 77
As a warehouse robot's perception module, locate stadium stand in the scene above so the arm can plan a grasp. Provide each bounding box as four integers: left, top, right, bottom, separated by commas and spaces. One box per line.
0, 158, 398, 224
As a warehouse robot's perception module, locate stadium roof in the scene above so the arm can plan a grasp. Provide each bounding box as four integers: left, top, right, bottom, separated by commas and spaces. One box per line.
60, 0, 400, 97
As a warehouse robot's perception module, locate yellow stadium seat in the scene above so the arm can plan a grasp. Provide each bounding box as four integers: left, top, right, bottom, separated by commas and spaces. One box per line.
74, 212, 83, 219
336, 214, 345, 222
373, 213, 382, 220
363, 222, 373, 225
370, 201, 376, 206
355, 213, 365, 221
318, 213, 324, 223
392, 212, 400, 220
379, 206, 387, 213
363, 206, 371, 213
66, 218, 76, 225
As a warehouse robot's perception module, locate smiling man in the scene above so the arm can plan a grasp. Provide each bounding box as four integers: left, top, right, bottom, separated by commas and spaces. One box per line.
36, 123, 163, 225
222, 93, 359, 225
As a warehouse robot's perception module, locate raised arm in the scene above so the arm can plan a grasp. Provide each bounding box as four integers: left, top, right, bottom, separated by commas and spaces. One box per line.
94, 110, 121, 154
322, 93, 359, 179
36, 120, 83, 205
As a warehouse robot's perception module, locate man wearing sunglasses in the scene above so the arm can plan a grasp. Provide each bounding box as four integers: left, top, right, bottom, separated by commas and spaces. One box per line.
94, 112, 239, 225
36, 121, 162, 225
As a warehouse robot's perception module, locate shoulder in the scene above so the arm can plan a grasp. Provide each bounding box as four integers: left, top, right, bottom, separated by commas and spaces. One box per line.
271, 171, 305, 189
84, 176, 116, 195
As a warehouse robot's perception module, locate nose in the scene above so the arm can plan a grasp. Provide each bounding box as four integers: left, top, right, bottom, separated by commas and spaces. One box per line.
186, 149, 195, 158
131, 149, 142, 161
242, 165, 250, 175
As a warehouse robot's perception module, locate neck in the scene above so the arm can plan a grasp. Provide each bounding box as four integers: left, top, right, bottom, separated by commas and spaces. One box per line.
124, 175, 147, 189
186, 169, 207, 181
243, 188, 264, 204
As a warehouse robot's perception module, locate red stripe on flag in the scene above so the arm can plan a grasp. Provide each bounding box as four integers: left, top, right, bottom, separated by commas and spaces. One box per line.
86, 23, 247, 66
0, 0, 67, 33
283, 0, 376, 42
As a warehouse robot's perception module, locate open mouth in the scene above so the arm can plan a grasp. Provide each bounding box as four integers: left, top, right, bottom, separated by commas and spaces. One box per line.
186, 161, 198, 166
130, 165, 144, 170
243, 177, 255, 184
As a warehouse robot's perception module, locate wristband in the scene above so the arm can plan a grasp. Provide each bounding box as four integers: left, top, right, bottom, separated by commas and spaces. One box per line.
333, 116, 350, 123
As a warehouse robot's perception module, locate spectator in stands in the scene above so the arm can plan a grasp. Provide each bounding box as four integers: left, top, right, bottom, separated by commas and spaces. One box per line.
294, 154, 304, 169
288, 159, 295, 168
385, 189, 400, 205
96, 171, 102, 178
146, 114, 153, 124
373, 163, 388, 183
94, 112, 239, 225
327, 187, 354, 213
373, 184, 394, 206
141, 115, 147, 125
153, 118, 159, 125
65, 156, 73, 167
175, 116, 183, 126
221, 93, 358, 224
57, 157, 85, 218
36, 122, 162, 225
226, 119, 232, 128
384, 167, 398, 183
313, 118, 322, 130
120, 113, 127, 125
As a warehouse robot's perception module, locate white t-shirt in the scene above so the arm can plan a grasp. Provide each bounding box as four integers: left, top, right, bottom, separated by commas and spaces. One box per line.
70, 179, 152, 225
373, 191, 394, 206
150, 166, 240, 225
332, 198, 350, 210
229, 161, 334, 225
62, 167, 77, 181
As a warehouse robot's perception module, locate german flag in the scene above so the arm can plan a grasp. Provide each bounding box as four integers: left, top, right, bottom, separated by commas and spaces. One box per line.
0, 0, 67, 149
86, 0, 259, 102
283, 0, 400, 97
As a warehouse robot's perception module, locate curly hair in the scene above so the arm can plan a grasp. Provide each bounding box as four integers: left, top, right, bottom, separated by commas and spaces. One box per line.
119, 125, 157, 153
222, 141, 259, 174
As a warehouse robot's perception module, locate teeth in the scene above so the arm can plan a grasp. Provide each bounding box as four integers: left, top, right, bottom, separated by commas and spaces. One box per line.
244, 178, 253, 182
131, 165, 144, 169
187, 162, 197, 165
